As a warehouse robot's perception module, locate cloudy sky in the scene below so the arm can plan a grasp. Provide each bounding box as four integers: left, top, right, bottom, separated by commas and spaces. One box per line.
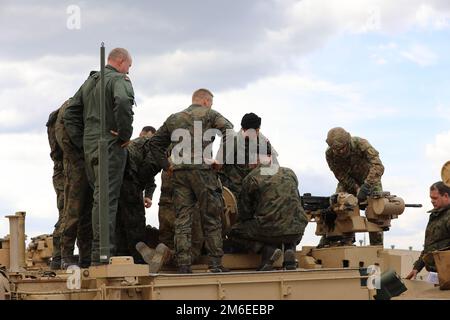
1, 0, 450, 251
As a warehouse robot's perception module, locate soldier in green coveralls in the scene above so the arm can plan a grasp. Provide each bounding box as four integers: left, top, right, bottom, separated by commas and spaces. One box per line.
64, 48, 135, 265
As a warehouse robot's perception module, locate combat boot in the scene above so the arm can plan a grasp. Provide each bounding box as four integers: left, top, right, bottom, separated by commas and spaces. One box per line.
258, 246, 282, 271
61, 256, 78, 269
283, 249, 297, 270
136, 242, 171, 273
78, 260, 91, 268
178, 265, 193, 274
49, 257, 61, 270
208, 257, 230, 273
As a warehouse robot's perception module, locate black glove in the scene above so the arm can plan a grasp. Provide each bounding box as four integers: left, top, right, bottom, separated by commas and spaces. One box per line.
357, 183, 372, 202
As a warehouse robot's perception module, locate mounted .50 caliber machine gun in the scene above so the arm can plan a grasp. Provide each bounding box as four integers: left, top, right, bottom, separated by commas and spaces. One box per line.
301, 192, 422, 240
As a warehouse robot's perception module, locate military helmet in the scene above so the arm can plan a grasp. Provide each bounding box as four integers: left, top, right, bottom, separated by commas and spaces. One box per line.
442, 161, 450, 187
326, 127, 351, 148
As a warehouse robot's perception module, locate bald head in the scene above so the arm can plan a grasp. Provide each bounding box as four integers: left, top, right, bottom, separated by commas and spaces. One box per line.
192, 88, 214, 108
108, 48, 132, 74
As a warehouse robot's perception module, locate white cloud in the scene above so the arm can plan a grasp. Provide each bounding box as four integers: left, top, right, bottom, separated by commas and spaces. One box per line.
415, 3, 450, 29
425, 130, 450, 173
0, 133, 56, 237
436, 103, 450, 121
0, 55, 96, 130
401, 44, 438, 66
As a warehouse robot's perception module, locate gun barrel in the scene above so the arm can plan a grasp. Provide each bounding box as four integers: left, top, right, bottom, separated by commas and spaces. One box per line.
405, 204, 422, 208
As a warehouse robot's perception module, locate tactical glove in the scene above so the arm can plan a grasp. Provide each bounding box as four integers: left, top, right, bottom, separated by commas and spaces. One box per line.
357, 183, 372, 202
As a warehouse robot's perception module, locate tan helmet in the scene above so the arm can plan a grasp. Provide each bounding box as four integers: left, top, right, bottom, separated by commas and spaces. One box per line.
326, 127, 351, 149
441, 161, 450, 187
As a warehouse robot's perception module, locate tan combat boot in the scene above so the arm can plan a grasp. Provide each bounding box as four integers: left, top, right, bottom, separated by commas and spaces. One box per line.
135, 242, 171, 273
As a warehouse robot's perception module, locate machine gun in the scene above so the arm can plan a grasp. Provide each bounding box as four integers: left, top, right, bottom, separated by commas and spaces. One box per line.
301, 192, 422, 239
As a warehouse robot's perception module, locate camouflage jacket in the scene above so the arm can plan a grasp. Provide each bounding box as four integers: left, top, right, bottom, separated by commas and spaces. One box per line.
219, 132, 272, 197
237, 166, 308, 237
326, 137, 384, 194
126, 136, 162, 199
63, 66, 134, 154
413, 205, 450, 272
46, 108, 63, 172
149, 104, 234, 171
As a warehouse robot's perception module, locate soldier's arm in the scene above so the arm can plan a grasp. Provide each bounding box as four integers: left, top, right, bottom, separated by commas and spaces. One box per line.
112, 77, 135, 142
144, 178, 157, 200
148, 122, 172, 171
360, 139, 385, 187
326, 149, 359, 192
412, 251, 426, 273
142, 146, 161, 199
46, 110, 63, 162
211, 110, 234, 163
63, 89, 85, 150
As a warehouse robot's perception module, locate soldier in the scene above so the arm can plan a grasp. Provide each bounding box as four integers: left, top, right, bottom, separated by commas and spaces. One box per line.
229, 153, 308, 271
149, 88, 234, 273
219, 112, 272, 199
55, 100, 93, 269
322, 127, 385, 247
115, 127, 165, 263
406, 181, 450, 279
46, 109, 65, 270
158, 165, 204, 263
64, 48, 135, 265
139, 126, 156, 138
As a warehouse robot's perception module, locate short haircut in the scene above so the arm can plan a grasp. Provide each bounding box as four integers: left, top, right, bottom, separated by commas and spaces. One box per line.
108, 48, 131, 62
430, 181, 450, 196
141, 126, 156, 134
241, 113, 261, 130
192, 88, 213, 101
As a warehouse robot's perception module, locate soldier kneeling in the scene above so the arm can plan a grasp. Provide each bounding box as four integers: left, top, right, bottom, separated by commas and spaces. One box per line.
228, 151, 308, 271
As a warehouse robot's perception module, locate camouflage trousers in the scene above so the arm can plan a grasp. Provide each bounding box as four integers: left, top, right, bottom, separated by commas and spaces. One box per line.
158, 198, 204, 263
229, 219, 303, 253
51, 161, 65, 260
85, 142, 127, 263
172, 169, 223, 266
116, 172, 147, 264
59, 145, 93, 264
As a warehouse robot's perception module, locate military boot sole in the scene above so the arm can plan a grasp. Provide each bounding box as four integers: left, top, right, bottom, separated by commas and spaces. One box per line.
259, 248, 282, 271
136, 242, 155, 264
148, 243, 171, 273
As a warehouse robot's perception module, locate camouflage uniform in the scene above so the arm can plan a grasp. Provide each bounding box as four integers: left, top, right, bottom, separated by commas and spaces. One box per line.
46, 109, 65, 263
219, 132, 272, 199
64, 66, 134, 263
158, 171, 204, 262
55, 101, 93, 266
230, 166, 308, 252
325, 134, 385, 246
149, 104, 234, 268
116, 136, 161, 263
413, 205, 450, 272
